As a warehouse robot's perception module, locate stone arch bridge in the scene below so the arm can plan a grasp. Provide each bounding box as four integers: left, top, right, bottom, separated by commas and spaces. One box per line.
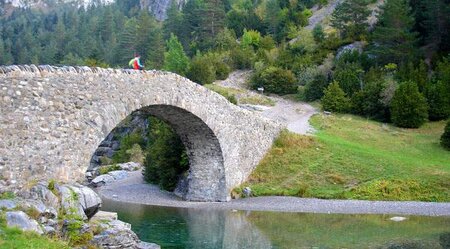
0, 65, 281, 202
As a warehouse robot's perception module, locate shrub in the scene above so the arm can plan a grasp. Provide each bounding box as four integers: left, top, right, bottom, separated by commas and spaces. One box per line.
441, 120, 450, 150
333, 62, 364, 97
390, 81, 428, 128
112, 132, 145, 164
187, 56, 215, 85
425, 80, 450, 121
251, 66, 298, 95
230, 47, 254, 69
304, 74, 329, 101
312, 24, 325, 42
321, 81, 351, 112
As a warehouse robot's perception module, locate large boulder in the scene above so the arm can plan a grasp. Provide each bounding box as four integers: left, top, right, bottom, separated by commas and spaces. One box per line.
58, 184, 102, 220
6, 211, 43, 234
19, 199, 58, 219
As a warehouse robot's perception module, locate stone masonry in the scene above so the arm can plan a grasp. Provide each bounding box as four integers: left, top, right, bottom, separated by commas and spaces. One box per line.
0, 65, 282, 202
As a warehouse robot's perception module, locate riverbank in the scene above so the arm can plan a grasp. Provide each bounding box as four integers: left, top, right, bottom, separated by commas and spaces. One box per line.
97, 171, 450, 216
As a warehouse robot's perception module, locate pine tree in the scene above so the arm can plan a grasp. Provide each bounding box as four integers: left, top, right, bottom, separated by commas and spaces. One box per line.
441, 120, 450, 150
163, 34, 190, 76
390, 81, 428, 128
321, 81, 351, 113
369, 0, 418, 65
145, 27, 165, 69
330, 0, 370, 39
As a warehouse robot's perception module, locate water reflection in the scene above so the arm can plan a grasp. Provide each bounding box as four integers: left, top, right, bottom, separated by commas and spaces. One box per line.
102, 199, 272, 249
101, 199, 450, 249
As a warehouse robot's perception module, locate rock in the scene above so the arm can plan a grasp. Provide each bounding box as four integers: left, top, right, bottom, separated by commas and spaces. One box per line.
91, 220, 139, 249
43, 225, 56, 235
29, 182, 60, 209
107, 170, 128, 181
336, 41, 365, 59
90, 211, 118, 223
243, 187, 252, 197
19, 199, 58, 219
6, 211, 43, 234
137, 241, 161, 249
68, 184, 102, 219
92, 174, 115, 187
0, 199, 17, 210
117, 162, 141, 171
58, 185, 87, 220
389, 216, 407, 222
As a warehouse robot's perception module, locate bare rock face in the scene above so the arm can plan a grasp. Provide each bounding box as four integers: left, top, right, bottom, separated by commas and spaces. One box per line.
140, 0, 187, 21
6, 211, 43, 234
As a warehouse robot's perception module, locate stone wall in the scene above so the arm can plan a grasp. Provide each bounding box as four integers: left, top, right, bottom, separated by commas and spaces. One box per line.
0, 65, 282, 201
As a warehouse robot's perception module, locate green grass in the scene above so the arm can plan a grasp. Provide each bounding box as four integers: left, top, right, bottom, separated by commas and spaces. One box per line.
0, 212, 70, 249
241, 114, 450, 201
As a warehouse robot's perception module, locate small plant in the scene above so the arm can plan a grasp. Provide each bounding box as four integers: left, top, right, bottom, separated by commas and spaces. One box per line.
24, 206, 41, 220
98, 164, 121, 175
0, 191, 15, 200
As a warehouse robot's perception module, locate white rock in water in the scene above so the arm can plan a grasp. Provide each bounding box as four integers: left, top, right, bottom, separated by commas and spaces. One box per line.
390, 216, 407, 222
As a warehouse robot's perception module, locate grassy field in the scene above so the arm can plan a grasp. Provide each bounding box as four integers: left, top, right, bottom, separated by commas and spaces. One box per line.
0, 213, 70, 249
241, 114, 450, 201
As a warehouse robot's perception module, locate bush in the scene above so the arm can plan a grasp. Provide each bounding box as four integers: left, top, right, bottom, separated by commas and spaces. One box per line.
425, 80, 450, 121
112, 132, 145, 164
143, 117, 189, 191
187, 56, 215, 85
441, 120, 450, 150
390, 81, 428, 128
251, 66, 298, 95
230, 47, 254, 69
321, 81, 351, 113
304, 74, 329, 101
333, 62, 364, 97
312, 24, 325, 42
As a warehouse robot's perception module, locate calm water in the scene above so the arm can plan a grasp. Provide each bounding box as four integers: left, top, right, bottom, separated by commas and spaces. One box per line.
101, 199, 450, 249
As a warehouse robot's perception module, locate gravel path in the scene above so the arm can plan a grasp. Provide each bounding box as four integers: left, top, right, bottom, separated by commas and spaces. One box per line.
97, 171, 450, 216
214, 71, 318, 135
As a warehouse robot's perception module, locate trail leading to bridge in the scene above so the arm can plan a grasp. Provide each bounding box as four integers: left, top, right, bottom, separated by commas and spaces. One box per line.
213, 70, 318, 135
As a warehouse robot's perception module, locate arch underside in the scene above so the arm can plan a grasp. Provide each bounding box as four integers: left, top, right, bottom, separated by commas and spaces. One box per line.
124, 105, 227, 202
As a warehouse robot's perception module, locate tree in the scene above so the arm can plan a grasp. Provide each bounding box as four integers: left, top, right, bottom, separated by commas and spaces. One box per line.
187, 55, 216, 85
390, 81, 428, 128
369, 0, 418, 65
330, 0, 370, 39
441, 120, 450, 150
143, 117, 189, 191
425, 81, 450, 121
312, 24, 325, 42
163, 34, 190, 76
321, 81, 351, 113
333, 62, 364, 97
304, 74, 329, 101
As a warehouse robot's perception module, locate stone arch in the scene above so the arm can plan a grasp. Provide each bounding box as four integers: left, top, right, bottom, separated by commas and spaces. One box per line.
0, 66, 282, 202
134, 104, 227, 201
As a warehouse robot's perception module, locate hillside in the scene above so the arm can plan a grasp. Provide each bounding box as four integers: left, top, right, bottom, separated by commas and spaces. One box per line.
240, 114, 450, 202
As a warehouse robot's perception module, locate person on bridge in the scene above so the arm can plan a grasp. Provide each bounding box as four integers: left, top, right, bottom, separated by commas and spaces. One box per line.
129, 54, 144, 70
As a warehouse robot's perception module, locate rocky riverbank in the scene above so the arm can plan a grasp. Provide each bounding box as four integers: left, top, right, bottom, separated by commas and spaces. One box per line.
0, 180, 159, 249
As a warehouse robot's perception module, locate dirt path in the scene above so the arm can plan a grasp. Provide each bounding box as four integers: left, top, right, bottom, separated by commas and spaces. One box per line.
214, 71, 318, 135
97, 171, 450, 216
